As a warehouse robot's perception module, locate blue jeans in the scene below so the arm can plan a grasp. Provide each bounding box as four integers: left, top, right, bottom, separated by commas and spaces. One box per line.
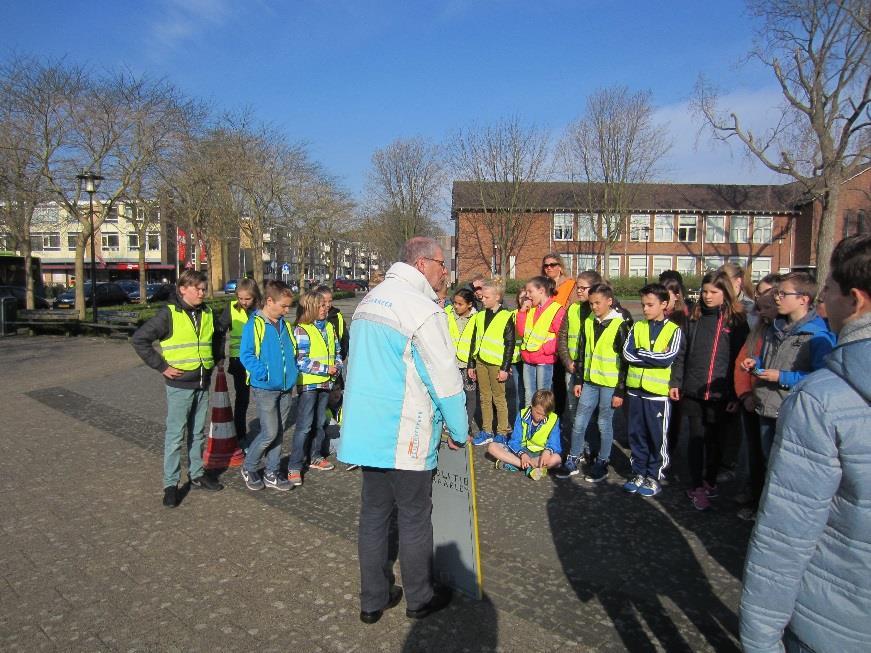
783, 629, 816, 653
523, 363, 554, 407
507, 362, 524, 425
289, 388, 329, 472
569, 383, 616, 461
760, 416, 777, 461
245, 388, 294, 475
163, 386, 209, 488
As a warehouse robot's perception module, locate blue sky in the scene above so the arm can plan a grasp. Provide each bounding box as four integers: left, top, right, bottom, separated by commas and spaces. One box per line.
3, 0, 790, 208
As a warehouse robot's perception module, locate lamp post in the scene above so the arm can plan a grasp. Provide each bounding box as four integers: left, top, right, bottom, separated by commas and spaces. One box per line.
76, 170, 104, 323
642, 225, 651, 285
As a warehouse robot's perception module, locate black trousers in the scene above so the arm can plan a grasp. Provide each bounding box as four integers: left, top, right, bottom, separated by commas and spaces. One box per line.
358, 467, 434, 612
683, 396, 729, 489
228, 358, 250, 445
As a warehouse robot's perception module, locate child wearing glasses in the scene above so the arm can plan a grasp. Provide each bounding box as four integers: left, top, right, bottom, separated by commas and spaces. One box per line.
740, 271, 835, 462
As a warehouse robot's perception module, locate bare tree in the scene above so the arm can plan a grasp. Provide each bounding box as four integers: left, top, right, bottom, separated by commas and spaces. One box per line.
448, 117, 550, 276
696, 0, 870, 282
361, 137, 444, 262
560, 86, 671, 279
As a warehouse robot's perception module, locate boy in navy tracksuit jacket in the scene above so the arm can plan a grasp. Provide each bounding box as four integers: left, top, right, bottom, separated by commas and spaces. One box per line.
239, 281, 298, 492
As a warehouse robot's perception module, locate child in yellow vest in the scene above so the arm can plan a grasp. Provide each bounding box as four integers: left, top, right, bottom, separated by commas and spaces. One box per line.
446, 288, 479, 438
467, 281, 516, 446
487, 389, 562, 479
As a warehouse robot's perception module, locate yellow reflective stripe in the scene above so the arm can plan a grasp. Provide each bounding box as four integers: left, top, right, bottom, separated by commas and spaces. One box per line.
625, 321, 677, 395
299, 322, 336, 386
474, 309, 512, 366
566, 303, 582, 360
522, 302, 561, 351
519, 408, 558, 452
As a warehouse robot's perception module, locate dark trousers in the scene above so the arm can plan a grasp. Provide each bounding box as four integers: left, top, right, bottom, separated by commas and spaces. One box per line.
228, 358, 250, 445
742, 409, 766, 509
683, 396, 727, 489
627, 393, 671, 479
358, 467, 434, 612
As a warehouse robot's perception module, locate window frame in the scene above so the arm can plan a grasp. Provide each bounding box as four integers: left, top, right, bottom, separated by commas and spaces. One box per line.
652, 255, 673, 276
577, 213, 598, 242
654, 214, 674, 242
629, 214, 651, 242
146, 233, 160, 251
752, 216, 773, 244
628, 255, 647, 278
730, 215, 750, 243
675, 256, 697, 276
678, 215, 698, 242
608, 255, 621, 279
553, 212, 574, 241
101, 232, 120, 251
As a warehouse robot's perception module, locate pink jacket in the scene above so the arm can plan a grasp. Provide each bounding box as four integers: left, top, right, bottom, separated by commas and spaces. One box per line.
517, 299, 565, 365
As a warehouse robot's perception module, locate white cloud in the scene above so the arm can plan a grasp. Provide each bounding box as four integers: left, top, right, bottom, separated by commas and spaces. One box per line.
654, 87, 793, 185
149, 0, 235, 53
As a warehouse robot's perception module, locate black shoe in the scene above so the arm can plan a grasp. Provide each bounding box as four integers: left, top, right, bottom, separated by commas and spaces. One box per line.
405, 586, 452, 620
360, 585, 403, 624
162, 485, 177, 508
190, 475, 224, 491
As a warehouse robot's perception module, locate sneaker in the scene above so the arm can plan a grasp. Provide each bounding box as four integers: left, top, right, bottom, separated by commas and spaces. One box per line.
472, 432, 494, 446
716, 467, 736, 483
637, 477, 662, 497
703, 481, 719, 498
687, 487, 712, 511
736, 507, 757, 521
241, 468, 264, 491
555, 457, 579, 479
494, 460, 519, 472
190, 475, 224, 491
492, 434, 508, 445
309, 458, 335, 471
525, 466, 547, 481
264, 471, 292, 491
623, 474, 645, 494
287, 470, 303, 486
584, 460, 609, 483
162, 485, 177, 508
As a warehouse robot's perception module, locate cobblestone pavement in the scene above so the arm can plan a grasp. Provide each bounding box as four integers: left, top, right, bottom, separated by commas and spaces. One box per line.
0, 334, 750, 652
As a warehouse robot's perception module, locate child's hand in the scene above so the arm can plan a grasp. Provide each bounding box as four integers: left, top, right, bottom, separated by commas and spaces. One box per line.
327, 365, 339, 376
497, 370, 508, 383
466, 368, 477, 381
611, 396, 623, 409
162, 366, 184, 379
519, 453, 531, 469
573, 384, 582, 398
669, 388, 680, 401
759, 369, 780, 383
741, 357, 757, 372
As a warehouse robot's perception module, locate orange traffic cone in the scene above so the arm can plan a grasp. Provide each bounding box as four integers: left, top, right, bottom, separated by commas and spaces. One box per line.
204, 369, 245, 469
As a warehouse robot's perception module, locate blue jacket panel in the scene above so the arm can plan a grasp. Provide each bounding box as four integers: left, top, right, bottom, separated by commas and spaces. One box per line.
239, 311, 298, 391
507, 409, 562, 455
740, 314, 871, 653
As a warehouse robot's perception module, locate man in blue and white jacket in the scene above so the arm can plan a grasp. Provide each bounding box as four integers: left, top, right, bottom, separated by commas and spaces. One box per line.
741, 234, 871, 653
339, 237, 468, 625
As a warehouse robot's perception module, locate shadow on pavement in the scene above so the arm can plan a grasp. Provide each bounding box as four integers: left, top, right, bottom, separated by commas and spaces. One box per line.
401, 592, 498, 653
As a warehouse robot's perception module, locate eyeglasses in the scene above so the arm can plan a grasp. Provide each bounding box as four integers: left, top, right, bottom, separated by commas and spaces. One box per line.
774, 290, 804, 299
576, 285, 592, 292
472, 284, 483, 291
543, 262, 560, 269
423, 257, 446, 269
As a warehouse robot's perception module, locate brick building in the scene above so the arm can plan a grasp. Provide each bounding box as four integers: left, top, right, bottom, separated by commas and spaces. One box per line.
451, 168, 870, 284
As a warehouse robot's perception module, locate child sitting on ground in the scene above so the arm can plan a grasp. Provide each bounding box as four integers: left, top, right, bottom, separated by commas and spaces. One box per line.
487, 389, 562, 480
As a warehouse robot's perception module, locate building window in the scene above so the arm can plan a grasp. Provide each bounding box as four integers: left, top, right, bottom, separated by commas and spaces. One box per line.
146, 233, 160, 251
0, 234, 9, 250
753, 216, 773, 243
628, 255, 647, 278
577, 255, 597, 273
751, 258, 771, 282
678, 215, 698, 242
30, 232, 61, 251
654, 214, 673, 242
843, 210, 866, 239
102, 206, 118, 223
704, 256, 725, 271
128, 234, 140, 250
652, 256, 673, 276
706, 216, 726, 243
730, 215, 750, 243
608, 256, 621, 279
676, 256, 697, 276
577, 214, 598, 241
630, 214, 650, 242
553, 213, 573, 241
101, 233, 120, 251
67, 234, 79, 250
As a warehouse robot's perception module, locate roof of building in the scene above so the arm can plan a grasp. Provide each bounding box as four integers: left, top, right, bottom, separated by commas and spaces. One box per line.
451, 181, 807, 215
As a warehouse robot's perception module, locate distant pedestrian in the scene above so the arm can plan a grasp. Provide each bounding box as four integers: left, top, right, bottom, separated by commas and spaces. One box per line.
740, 234, 871, 653
132, 270, 225, 508
339, 236, 468, 624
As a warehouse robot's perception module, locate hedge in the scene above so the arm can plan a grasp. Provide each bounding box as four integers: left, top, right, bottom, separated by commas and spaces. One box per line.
455, 275, 704, 300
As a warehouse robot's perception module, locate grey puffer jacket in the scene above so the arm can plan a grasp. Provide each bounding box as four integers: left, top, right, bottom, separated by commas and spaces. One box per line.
740, 313, 871, 653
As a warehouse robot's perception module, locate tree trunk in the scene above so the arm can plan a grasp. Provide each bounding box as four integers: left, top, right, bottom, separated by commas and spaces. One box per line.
814, 184, 839, 286
22, 242, 34, 311
138, 226, 147, 303
602, 240, 614, 281
253, 229, 264, 287
74, 233, 87, 320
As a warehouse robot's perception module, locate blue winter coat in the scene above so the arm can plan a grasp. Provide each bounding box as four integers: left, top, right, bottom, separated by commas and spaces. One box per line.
740, 313, 871, 653
239, 311, 298, 391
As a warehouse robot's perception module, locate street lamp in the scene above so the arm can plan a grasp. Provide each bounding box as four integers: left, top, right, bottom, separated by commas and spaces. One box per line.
76, 170, 104, 323
642, 225, 651, 285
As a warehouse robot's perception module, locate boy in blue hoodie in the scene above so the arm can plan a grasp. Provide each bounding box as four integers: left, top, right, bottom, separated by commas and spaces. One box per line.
487, 389, 562, 479
741, 272, 836, 460
239, 280, 298, 491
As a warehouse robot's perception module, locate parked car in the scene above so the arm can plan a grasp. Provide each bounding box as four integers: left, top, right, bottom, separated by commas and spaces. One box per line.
115, 279, 140, 298
333, 278, 358, 292
127, 283, 172, 303
224, 279, 238, 293
353, 278, 369, 291
55, 282, 129, 309
0, 285, 51, 309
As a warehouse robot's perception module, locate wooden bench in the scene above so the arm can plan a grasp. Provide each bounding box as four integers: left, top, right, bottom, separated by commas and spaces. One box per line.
83, 310, 141, 338
13, 309, 81, 335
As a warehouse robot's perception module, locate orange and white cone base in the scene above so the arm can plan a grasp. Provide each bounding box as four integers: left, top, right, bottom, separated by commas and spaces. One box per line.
204, 369, 245, 469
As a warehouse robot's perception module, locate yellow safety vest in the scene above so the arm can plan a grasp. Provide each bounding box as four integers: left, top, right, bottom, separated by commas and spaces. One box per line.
471, 308, 513, 366
335, 312, 345, 340
446, 306, 476, 364
626, 320, 679, 396
246, 314, 297, 385
566, 303, 583, 361
521, 301, 561, 352
583, 316, 624, 387
298, 322, 336, 386
228, 303, 249, 358
161, 305, 214, 371
519, 407, 559, 453
510, 310, 522, 363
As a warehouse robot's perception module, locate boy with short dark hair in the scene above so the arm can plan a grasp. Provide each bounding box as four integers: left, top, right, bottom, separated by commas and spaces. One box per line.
487, 389, 562, 479
239, 280, 298, 491
621, 283, 684, 497
132, 270, 225, 508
